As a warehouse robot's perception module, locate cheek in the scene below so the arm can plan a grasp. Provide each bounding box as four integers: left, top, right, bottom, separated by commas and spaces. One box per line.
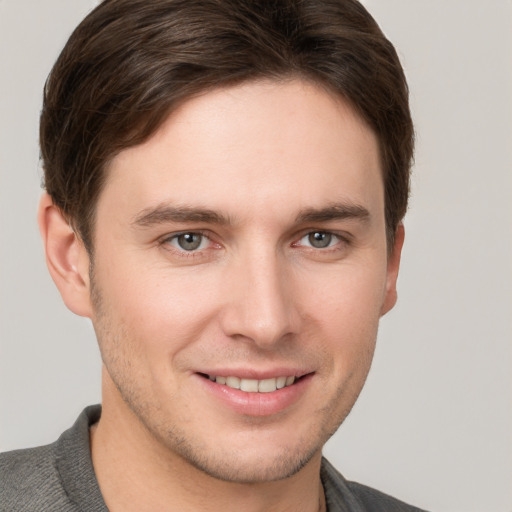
94, 261, 223, 357
302, 263, 386, 365
305, 261, 387, 323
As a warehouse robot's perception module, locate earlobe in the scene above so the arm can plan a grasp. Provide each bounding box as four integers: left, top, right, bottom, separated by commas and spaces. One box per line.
380, 223, 405, 316
38, 193, 93, 318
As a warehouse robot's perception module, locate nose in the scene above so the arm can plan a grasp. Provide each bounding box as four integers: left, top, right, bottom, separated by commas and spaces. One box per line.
219, 250, 300, 349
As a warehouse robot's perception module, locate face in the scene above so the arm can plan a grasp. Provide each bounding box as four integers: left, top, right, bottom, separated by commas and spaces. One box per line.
87, 79, 401, 482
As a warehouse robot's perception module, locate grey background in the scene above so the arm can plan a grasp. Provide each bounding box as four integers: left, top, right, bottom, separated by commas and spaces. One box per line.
1, 1, 511, 511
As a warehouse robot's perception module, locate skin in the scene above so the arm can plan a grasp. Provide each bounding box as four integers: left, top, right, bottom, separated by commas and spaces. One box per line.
39, 79, 404, 512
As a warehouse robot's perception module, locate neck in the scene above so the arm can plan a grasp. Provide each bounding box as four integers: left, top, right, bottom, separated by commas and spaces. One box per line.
90, 378, 326, 512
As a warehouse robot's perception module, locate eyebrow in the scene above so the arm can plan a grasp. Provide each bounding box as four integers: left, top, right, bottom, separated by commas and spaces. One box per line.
295, 203, 371, 224
132, 205, 231, 228
132, 201, 371, 229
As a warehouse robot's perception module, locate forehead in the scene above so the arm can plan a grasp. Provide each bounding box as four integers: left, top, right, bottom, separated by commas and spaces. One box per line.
100, 79, 383, 225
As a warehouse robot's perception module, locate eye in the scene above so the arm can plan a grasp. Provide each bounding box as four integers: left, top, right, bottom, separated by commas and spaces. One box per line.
167, 232, 209, 252
299, 231, 340, 249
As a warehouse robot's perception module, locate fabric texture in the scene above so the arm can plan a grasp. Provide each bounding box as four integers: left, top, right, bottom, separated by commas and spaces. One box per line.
1, 405, 428, 511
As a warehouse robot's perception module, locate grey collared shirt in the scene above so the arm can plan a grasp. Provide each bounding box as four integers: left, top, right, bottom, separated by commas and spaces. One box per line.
0, 405, 428, 511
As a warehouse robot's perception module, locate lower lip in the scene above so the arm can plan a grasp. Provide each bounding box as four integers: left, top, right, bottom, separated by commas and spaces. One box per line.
196, 374, 313, 417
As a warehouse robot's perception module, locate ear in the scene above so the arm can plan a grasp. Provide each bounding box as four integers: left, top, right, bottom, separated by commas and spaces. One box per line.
38, 193, 93, 318
380, 223, 405, 316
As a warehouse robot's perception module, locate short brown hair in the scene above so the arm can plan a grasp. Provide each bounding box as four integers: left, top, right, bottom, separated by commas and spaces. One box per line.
40, 0, 414, 252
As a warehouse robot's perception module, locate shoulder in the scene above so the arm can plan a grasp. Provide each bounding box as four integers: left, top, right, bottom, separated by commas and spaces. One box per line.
0, 442, 78, 511
0, 405, 103, 512
344, 480, 428, 512
321, 458, 429, 512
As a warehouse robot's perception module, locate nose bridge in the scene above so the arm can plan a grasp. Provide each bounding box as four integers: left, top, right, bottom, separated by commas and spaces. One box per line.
222, 244, 298, 348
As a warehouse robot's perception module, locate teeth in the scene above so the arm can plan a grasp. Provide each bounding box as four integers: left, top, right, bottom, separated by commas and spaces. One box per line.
240, 379, 259, 392
258, 378, 277, 393
225, 376, 240, 389
276, 376, 287, 389
285, 376, 295, 386
210, 375, 297, 393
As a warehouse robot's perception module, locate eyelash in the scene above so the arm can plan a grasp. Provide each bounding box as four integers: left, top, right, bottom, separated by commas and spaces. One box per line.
159, 231, 218, 257
159, 229, 349, 258
294, 231, 345, 250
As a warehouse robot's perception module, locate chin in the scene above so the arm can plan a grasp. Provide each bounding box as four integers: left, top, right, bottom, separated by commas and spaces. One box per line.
169, 436, 322, 483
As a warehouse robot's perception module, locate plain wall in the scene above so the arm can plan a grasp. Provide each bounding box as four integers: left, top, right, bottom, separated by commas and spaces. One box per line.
0, 1, 511, 511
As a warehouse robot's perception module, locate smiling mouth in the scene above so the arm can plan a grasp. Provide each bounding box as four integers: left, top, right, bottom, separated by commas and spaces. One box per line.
199, 374, 299, 393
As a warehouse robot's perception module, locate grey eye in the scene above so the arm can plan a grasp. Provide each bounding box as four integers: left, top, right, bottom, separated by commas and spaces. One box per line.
176, 233, 204, 251
307, 232, 333, 248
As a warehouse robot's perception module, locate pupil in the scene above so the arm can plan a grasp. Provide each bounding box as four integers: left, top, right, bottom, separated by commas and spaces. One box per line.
178, 233, 201, 251
309, 232, 331, 248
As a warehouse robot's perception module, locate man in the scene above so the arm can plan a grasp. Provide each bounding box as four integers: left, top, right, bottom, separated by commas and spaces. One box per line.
1, 0, 424, 510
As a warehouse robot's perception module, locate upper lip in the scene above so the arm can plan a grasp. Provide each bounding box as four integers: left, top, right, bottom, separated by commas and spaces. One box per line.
196, 368, 313, 379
